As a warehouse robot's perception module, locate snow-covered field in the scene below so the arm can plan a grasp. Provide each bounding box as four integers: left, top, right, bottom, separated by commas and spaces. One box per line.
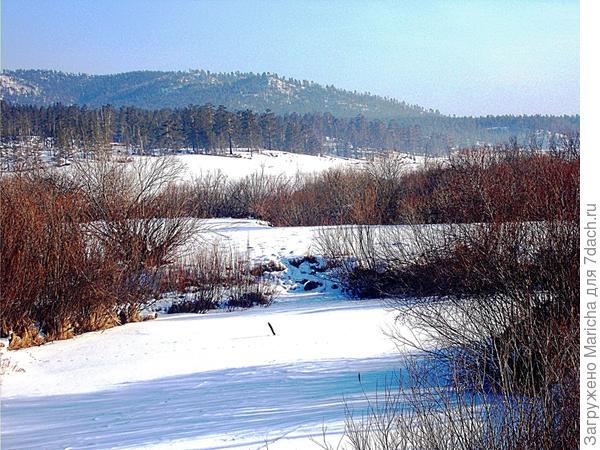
173, 150, 365, 180
43, 148, 426, 181
172, 149, 432, 181
1, 220, 414, 450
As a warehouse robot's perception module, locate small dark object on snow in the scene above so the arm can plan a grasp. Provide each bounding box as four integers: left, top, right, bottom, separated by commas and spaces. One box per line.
268, 322, 276, 336
303, 280, 323, 291
358, 372, 361, 383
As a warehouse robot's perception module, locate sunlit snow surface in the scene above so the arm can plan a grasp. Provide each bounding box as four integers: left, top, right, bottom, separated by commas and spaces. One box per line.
174, 150, 366, 180
1, 220, 416, 450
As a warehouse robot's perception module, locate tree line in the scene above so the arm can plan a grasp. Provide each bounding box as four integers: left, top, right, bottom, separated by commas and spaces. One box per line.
0, 100, 579, 161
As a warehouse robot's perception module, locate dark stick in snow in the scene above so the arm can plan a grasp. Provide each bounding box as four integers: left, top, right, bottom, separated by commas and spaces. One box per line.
268, 322, 276, 336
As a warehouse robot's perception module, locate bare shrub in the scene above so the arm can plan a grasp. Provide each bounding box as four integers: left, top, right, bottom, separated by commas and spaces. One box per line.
249, 260, 286, 276
343, 355, 577, 450
187, 168, 295, 219
73, 156, 200, 322
333, 223, 578, 449
315, 224, 420, 298
185, 163, 405, 227
226, 281, 275, 309
1, 155, 202, 347
187, 170, 231, 217
318, 147, 579, 449
166, 288, 221, 314
160, 242, 276, 313
0, 172, 122, 346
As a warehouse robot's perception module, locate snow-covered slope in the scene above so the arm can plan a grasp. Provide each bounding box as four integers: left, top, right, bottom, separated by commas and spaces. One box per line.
167, 149, 431, 182
0, 74, 39, 96
172, 150, 365, 180
1, 220, 414, 450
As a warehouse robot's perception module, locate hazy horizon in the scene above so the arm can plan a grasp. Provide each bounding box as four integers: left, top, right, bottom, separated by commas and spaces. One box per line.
1, 0, 579, 116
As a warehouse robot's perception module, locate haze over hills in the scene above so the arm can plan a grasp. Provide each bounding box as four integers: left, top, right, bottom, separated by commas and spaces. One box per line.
0, 69, 438, 119
1, 68, 579, 153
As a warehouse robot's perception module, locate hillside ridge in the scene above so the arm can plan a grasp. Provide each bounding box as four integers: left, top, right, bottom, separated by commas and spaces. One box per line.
1, 68, 437, 119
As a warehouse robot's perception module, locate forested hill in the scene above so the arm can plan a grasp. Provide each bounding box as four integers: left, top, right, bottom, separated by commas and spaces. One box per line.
1, 69, 579, 152
0, 69, 436, 119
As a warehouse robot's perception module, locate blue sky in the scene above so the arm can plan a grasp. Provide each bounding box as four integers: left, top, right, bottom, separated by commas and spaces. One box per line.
1, 0, 579, 116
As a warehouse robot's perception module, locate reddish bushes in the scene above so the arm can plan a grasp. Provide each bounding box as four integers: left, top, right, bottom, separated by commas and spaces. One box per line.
183, 145, 579, 227
0, 175, 122, 347
400, 150, 579, 223
316, 147, 579, 449
1, 158, 199, 348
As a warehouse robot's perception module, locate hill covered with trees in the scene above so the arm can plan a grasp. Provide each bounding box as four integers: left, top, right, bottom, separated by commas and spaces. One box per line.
1, 69, 435, 119
0, 69, 579, 155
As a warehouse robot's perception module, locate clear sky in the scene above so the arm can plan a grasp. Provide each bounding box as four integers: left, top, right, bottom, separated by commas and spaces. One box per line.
1, 0, 579, 116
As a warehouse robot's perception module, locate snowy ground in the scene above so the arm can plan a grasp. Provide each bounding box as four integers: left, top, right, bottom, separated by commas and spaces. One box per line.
172, 150, 366, 180
172, 149, 433, 181
0, 220, 415, 450
41, 148, 428, 181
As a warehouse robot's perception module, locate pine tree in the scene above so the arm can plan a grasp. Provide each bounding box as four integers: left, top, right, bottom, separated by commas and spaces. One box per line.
215, 105, 235, 155
260, 109, 277, 150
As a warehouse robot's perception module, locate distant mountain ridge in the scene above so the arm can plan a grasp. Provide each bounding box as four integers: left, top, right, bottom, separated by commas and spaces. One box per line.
1, 69, 438, 119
